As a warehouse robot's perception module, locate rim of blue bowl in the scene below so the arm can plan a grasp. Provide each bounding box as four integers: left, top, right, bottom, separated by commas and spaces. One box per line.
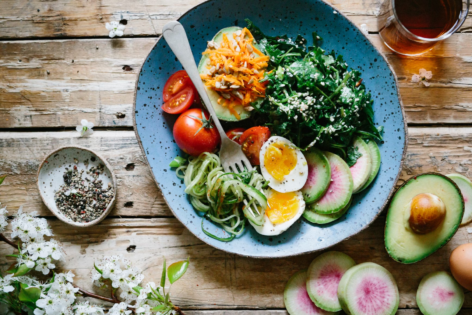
132, 0, 408, 258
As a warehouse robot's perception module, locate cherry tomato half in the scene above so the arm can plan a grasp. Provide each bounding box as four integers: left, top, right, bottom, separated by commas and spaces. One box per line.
173, 108, 221, 156
163, 70, 193, 102
226, 128, 246, 144
239, 126, 271, 165
162, 86, 195, 114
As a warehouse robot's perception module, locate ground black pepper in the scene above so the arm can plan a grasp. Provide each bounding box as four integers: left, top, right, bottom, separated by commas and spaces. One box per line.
54, 162, 114, 223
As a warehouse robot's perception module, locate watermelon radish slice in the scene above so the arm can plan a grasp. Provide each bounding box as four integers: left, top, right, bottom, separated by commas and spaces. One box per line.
342, 262, 399, 315
303, 200, 351, 225
350, 137, 372, 194
284, 270, 336, 315
447, 173, 472, 225
313, 152, 353, 214
306, 251, 356, 312
337, 264, 362, 314
417, 271, 464, 315
302, 149, 331, 204
357, 141, 381, 193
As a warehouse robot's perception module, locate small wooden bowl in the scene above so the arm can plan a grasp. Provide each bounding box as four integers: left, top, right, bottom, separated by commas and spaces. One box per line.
37, 146, 116, 227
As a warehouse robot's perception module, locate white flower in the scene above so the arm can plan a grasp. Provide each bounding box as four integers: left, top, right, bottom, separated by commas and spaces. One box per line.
119, 286, 138, 303
123, 268, 144, 288
11, 208, 52, 244
0, 205, 8, 233
77, 119, 94, 137
28, 242, 52, 261
135, 304, 152, 315
412, 68, 433, 87
34, 309, 45, 315
106, 21, 126, 38
0, 274, 16, 293
47, 240, 63, 260
102, 262, 122, 280
74, 302, 105, 315
35, 257, 55, 275
108, 302, 131, 315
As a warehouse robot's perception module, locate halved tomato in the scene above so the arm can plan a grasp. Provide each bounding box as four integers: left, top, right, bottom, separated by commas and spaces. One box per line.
240, 126, 271, 165
163, 70, 192, 102
162, 86, 195, 114
226, 128, 246, 144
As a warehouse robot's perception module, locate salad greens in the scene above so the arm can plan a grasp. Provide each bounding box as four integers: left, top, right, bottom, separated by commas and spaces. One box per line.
176, 152, 267, 241
246, 19, 383, 152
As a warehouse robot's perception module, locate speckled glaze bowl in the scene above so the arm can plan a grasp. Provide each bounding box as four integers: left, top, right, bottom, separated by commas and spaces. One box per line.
37, 146, 116, 227
134, 0, 407, 258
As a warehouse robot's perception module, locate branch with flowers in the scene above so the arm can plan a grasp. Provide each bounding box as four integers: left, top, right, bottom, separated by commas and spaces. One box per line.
0, 178, 189, 315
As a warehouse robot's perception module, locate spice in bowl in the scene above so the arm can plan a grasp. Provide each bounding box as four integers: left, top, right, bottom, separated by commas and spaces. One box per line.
54, 163, 114, 223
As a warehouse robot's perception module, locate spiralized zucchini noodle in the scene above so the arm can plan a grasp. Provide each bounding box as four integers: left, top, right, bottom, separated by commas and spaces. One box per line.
176, 152, 267, 242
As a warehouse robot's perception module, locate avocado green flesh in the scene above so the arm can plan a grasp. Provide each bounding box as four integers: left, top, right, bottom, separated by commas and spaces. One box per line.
198, 26, 263, 121
385, 174, 464, 264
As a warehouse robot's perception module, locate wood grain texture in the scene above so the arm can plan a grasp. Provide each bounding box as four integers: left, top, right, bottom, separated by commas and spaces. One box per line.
0, 216, 470, 310
2, 35, 472, 128
5, 127, 472, 217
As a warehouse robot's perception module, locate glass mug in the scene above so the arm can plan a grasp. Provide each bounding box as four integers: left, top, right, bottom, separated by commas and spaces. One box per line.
378, 0, 470, 56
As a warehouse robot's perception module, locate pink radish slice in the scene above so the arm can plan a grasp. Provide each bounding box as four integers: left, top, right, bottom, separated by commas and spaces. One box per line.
344, 263, 399, 315
307, 251, 356, 312
284, 270, 336, 315
350, 137, 372, 193
313, 152, 353, 214
302, 149, 331, 204
417, 271, 464, 315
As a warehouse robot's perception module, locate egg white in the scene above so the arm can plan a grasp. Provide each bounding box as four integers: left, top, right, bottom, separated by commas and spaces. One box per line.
249, 189, 305, 236
260, 136, 308, 193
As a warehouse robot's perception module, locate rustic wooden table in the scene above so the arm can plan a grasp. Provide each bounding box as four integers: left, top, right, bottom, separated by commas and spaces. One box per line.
1, 0, 472, 314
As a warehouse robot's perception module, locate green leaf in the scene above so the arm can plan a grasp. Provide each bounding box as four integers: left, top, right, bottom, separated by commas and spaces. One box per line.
14, 264, 32, 277
160, 258, 166, 288
345, 145, 362, 167
167, 258, 189, 284
94, 263, 103, 274
0, 175, 6, 185
132, 285, 142, 294
18, 285, 41, 304
152, 305, 167, 312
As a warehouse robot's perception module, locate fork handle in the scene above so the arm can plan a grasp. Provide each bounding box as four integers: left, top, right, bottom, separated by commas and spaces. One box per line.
162, 21, 227, 139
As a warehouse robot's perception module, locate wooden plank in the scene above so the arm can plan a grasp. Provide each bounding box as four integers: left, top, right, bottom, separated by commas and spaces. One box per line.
0, 216, 470, 310
5, 127, 472, 217
0, 131, 172, 217
0, 0, 470, 39
2, 35, 472, 128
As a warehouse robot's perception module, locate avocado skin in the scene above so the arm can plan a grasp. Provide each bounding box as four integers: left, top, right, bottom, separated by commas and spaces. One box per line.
384, 172, 464, 264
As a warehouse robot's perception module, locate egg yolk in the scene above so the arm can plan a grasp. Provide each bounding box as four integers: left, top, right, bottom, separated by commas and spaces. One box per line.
263, 141, 297, 181
266, 191, 300, 225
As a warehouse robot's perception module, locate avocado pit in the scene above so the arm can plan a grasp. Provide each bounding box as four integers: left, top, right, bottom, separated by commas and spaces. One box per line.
409, 193, 446, 234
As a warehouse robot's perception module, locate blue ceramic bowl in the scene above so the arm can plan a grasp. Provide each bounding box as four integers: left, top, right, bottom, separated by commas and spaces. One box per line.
134, 0, 407, 258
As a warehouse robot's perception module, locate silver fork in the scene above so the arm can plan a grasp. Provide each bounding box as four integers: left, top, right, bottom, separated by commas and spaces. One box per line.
162, 21, 261, 216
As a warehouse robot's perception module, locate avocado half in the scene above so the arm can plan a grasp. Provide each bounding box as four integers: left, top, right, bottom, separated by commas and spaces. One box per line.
197, 26, 263, 122
385, 173, 464, 264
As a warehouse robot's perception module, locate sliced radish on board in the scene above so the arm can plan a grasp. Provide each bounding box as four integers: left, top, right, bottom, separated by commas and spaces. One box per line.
447, 173, 472, 225
306, 251, 356, 312
339, 262, 399, 315
349, 137, 372, 194
313, 152, 353, 214
284, 270, 336, 315
417, 271, 464, 315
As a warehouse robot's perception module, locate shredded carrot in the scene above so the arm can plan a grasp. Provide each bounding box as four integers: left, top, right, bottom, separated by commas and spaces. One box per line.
200, 28, 269, 119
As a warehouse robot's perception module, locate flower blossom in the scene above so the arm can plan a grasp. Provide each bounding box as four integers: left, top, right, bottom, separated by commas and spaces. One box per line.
0, 205, 8, 233
35, 272, 79, 315
106, 21, 126, 38
108, 302, 132, 315
76, 119, 94, 137
11, 207, 52, 244
0, 274, 16, 293
73, 302, 105, 315
411, 68, 433, 87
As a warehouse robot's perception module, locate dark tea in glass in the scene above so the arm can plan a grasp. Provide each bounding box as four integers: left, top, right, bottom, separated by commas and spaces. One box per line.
378, 0, 469, 55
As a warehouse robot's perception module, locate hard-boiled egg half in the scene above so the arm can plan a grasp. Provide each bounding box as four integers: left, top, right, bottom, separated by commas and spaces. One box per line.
249, 189, 306, 236
260, 136, 308, 193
